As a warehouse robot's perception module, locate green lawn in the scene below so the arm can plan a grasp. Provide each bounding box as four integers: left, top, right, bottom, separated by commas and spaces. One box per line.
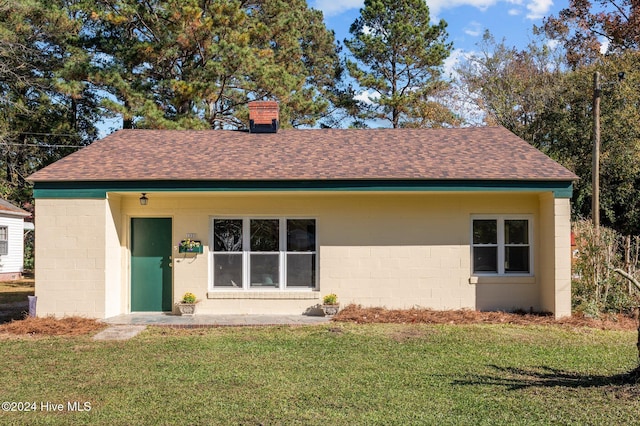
0, 323, 638, 425
0, 279, 35, 323
0, 279, 34, 304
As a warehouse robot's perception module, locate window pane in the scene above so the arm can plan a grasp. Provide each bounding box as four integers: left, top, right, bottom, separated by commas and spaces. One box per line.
250, 220, 279, 251
214, 219, 243, 252
287, 219, 316, 251
473, 220, 497, 244
213, 254, 243, 287
505, 220, 528, 244
505, 246, 530, 273
250, 254, 279, 287
0, 226, 7, 240
287, 254, 315, 287
473, 247, 497, 272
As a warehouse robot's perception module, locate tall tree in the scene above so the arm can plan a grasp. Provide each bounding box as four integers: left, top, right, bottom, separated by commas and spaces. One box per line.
76, 0, 341, 130
344, 0, 456, 128
544, 0, 640, 67
0, 0, 99, 206
456, 30, 564, 144
457, 32, 640, 234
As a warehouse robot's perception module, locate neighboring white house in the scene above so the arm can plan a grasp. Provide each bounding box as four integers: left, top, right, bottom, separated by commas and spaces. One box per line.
0, 198, 31, 281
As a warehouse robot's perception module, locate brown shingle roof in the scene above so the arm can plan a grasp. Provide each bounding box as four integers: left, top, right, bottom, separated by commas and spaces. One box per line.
0, 198, 30, 217
28, 127, 577, 182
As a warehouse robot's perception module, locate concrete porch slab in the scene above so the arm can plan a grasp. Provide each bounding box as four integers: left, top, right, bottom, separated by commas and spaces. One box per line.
102, 313, 331, 327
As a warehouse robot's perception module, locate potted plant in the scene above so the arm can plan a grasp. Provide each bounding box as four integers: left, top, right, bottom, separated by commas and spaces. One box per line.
179, 239, 203, 254
176, 292, 199, 316
321, 293, 340, 316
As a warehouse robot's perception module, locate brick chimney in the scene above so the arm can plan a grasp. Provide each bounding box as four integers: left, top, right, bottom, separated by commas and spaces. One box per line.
248, 101, 279, 133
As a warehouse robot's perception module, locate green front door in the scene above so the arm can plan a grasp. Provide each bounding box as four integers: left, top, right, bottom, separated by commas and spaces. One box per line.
131, 218, 172, 311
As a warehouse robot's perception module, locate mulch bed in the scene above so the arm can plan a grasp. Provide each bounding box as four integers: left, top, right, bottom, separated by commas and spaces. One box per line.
1, 306, 638, 336
333, 304, 640, 331
0, 316, 107, 336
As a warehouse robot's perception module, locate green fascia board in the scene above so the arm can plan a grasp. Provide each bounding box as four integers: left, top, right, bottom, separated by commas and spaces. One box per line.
33, 179, 574, 199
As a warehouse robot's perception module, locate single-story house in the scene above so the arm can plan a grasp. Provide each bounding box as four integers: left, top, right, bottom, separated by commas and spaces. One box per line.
28, 102, 577, 319
0, 198, 31, 281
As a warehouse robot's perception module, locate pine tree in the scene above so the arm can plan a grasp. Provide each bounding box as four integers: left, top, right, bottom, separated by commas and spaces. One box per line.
77, 0, 341, 129
344, 0, 456, 128
0, 0, 99, 205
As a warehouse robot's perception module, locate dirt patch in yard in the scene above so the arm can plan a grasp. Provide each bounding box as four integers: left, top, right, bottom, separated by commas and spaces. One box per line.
333, 304, 639, 331
0, 316, 107, 337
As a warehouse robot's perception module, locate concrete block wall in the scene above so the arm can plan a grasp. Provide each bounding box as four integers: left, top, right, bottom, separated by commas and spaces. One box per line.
34, 190, 572, 318
34, 199, 108, 318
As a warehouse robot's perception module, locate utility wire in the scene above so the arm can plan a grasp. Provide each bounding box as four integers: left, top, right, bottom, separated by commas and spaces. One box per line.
14, 132, 84, 137
0, 142, 87, 148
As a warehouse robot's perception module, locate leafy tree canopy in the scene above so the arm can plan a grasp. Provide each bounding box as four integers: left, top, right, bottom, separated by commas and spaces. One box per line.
0, 0, 99, 207
544, 0, 640, 67
458, 30, 640, 234
76, 0, 341, 129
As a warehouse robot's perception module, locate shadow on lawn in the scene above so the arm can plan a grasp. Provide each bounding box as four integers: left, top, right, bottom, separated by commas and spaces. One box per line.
0, 303, 28, 324
453, 364, 640, 397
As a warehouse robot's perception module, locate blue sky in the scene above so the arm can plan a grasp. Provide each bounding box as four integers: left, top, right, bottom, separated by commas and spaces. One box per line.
311, 0, 565, 70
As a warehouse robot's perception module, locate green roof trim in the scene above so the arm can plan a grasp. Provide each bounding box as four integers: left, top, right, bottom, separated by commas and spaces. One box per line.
33, 179, 574, 199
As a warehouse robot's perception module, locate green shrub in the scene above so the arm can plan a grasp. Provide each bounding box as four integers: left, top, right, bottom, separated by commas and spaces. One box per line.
323, 293, 338, 305
181, 292, 197, 304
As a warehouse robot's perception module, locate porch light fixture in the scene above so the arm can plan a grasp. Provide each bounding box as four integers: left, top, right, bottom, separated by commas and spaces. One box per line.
139, 193, 148, 206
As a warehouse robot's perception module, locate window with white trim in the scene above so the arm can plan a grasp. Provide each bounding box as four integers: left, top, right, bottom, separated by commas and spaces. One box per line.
0, 226, 7, 256
471, 216, 532, 275
211, 218, 316, 289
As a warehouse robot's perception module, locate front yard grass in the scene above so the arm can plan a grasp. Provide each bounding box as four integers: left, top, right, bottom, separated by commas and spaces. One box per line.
0, 279, 34, 304
0, 323, 638, 425
0, 278, 35, 323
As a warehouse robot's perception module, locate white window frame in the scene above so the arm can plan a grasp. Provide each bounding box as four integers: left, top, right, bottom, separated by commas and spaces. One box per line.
0, 226, 7, 256
209, 217, 317, 291
471, 215, 533, 276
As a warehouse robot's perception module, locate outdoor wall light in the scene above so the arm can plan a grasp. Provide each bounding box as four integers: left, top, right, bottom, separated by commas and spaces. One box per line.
139, 193, 149, 206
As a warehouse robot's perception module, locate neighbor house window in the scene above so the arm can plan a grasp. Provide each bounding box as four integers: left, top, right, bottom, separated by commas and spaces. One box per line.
471, 216, 531, 275
211, 218, 316, 289
0, 226, 7, 255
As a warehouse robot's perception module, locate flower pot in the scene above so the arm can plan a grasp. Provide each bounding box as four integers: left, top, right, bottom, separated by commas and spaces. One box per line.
321, 304, 340, 317
178, 241, 203, 253
176, 303, 198, 316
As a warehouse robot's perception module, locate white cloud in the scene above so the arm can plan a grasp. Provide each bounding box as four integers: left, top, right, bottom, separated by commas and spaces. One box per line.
312, 0, 363, 17
599, 38, 610, 54
443, 49, 472, 79
546, 38, 560, 49
354, 89, 380, 105
464, 21, 482, 37
427, 0, 552, 21
427, 0, 499, 19
313, 0, 553, 27
525, 0, 553, 19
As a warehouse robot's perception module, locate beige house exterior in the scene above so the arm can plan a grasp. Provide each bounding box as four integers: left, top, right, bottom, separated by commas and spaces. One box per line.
28, 124, 577, 319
